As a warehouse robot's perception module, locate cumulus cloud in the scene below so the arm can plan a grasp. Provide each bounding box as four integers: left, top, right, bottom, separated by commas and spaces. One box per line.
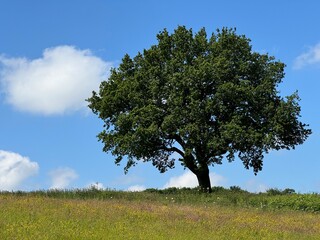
127, 185, 146, 192
244, 179, 268, 193
294, 43, 320, 69
0, 45, 112, 115
87, 182, 105, 190
163, 171, 226, 189
0, 150, 39, 191
49, 167, 78, 189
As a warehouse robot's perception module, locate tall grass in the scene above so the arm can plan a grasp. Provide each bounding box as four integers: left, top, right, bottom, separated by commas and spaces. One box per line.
1, 191, 320, 239
1, 186, 320, 212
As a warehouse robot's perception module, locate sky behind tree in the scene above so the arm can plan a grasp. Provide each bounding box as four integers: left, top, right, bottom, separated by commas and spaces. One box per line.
0, 0, 319, 192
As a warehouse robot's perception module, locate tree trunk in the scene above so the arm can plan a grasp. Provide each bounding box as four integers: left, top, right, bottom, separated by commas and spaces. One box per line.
195, 165, 212, 193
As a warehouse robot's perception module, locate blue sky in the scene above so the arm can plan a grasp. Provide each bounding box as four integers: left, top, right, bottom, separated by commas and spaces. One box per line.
0, 0, 319, 192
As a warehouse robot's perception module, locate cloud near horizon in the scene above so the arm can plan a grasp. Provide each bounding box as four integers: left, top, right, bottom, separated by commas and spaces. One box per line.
87, 182, 105, 190
244, 179, 268, 193
0, 150, 39, 191
49, 167, 78, 189
163, 171, 226, 189
0, 45, 112, 115
294, 43, 320, 69
127, 185, 146, 192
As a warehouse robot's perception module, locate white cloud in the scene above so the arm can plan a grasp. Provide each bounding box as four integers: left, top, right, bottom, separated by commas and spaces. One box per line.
0, 45, 112, 115
127, 185, 146, 192
163, 171, 226, 189
293, 43, 320, 69
0, 150, 39, 191
49, 167, 78, 189
244, 179, 268, 193
87, 182, 105, 190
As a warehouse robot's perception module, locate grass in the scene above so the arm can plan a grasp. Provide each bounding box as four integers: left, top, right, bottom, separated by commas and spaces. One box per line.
1, 188, 320, 239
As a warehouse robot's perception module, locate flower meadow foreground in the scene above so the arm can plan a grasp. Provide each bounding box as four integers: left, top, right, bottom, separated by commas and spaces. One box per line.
1, 189, 320, 239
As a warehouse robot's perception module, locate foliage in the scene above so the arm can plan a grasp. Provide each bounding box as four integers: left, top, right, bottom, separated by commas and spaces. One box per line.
267, 188, 296, 195
88, 26, 311, 191
230, 185, 248, 193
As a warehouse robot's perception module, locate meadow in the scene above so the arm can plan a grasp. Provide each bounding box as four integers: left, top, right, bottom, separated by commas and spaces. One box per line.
1, 187, 320, 239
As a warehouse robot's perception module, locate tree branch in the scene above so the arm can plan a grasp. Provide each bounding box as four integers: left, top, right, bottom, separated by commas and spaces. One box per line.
159, 146, 185, 158
167, 134, 186, 149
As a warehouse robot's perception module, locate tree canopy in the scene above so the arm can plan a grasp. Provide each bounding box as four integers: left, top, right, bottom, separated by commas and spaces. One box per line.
87, 26, 311, 192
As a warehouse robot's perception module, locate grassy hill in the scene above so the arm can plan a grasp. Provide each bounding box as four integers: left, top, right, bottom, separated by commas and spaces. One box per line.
1, 187, 319, 239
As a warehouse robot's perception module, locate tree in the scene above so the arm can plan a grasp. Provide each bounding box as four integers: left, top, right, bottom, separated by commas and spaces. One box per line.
87, 26, 311, 192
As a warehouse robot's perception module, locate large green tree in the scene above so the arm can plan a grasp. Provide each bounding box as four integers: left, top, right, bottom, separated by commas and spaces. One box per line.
87, 26, 311, 192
